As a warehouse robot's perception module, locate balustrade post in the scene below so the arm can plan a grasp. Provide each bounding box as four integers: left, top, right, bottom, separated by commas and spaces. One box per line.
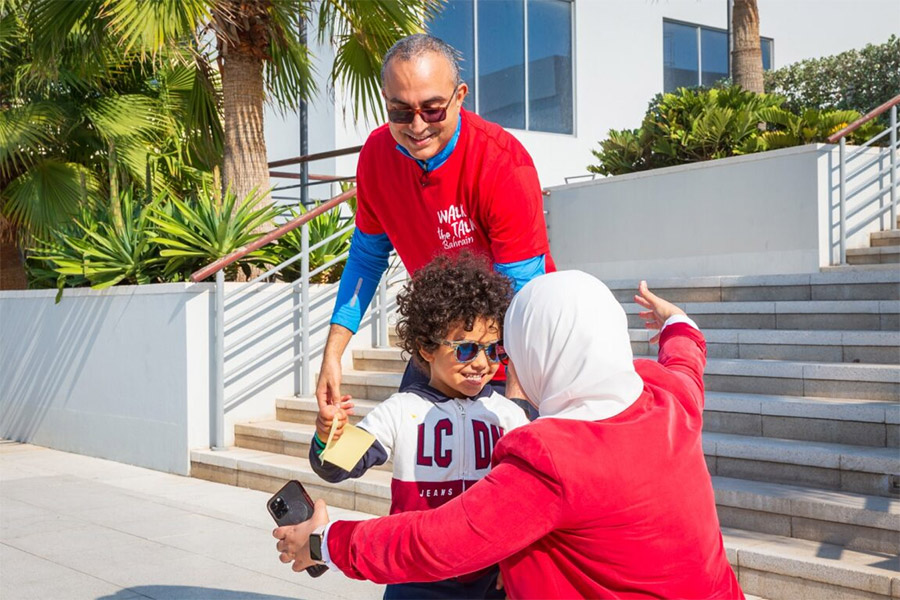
378, 275, 388, 348
839, 137, 847, 264
890, 105, 897, 226
213, 269, 225, 450
300, 221, 310, 396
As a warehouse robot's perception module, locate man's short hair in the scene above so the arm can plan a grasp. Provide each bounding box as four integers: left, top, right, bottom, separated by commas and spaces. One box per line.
381, 33, 463, 87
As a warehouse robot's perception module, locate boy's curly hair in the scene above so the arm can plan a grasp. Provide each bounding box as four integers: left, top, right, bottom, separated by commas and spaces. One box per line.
395, 252, 514, 364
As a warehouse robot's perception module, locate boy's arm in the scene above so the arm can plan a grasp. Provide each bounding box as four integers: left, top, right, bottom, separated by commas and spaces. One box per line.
308, 436, 389, 482
308, 396, 400, 482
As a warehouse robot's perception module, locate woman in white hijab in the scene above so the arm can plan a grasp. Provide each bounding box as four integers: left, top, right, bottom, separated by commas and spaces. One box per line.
275, 271, 743, 600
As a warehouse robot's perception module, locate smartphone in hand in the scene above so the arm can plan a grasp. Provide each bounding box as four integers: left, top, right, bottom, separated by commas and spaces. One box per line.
268, 480, 328, 578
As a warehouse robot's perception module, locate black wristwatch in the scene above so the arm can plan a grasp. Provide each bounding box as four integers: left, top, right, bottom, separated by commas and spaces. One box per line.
309, 527, 326, 563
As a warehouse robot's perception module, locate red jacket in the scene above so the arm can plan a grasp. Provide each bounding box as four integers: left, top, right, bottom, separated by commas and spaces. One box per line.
326, 324, 743, 599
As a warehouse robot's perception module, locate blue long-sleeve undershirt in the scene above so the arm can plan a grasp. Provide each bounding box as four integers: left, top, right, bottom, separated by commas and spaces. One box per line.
330, 229, 547, 333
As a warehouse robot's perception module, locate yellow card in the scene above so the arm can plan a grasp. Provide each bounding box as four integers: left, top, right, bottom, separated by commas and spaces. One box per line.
320, 419, 376, 472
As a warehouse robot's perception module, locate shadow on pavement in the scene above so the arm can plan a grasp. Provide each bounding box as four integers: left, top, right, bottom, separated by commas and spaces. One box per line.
96, 587, 306, 600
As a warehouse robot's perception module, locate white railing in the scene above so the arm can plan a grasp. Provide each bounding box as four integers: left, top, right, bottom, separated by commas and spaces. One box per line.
191, 148, 407, 450
828, 96, 899, 264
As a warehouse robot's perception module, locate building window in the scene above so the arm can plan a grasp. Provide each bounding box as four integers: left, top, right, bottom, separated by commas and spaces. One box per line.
663, 20, 774, 92
427, 0, 574, 135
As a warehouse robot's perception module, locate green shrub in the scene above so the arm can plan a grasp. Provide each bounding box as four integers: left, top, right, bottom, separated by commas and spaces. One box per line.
28, 187, 166, 295
26, 183, 286, 293
765, 36, 899, 118
589, 86, 880, 176
149, 181, 282, 282
273, 202, 354, 284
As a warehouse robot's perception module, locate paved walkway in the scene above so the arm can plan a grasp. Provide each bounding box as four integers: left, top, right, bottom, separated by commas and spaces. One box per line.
0, 441, 384, 600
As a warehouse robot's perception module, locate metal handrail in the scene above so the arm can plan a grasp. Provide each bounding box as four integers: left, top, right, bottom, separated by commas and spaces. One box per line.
200, 144, 411, 451
830, 100, 898, 265
189, 186, 356, 282
826, 95, 900, 143
267, 145, 363, 168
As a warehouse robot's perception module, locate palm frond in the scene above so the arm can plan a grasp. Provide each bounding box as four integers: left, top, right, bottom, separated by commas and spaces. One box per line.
2, 160, 101, 236
101, 0, 211, 58
0, 102, 65, 180
84, 94, 162, 142
319, 0, 443, 121
265, 0, 315, 112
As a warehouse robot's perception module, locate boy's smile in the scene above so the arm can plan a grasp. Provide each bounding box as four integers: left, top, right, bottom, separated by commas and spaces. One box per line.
420, 317, 501, 399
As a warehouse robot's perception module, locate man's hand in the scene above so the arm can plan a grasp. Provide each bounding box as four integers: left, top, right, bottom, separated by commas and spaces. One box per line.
316, 324, 354, 412
316, 395, 354, 444
316, 358, 344, 412
274, 499, 331, 572
634, 280, 686, 344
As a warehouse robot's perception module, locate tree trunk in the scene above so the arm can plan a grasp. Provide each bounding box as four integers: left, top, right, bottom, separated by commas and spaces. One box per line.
221, 51, 271, 213
732, 0, 764, 94
0, 220, 28, 290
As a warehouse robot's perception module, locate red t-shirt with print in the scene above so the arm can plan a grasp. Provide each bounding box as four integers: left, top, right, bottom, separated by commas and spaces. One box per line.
355, 108, 555, 274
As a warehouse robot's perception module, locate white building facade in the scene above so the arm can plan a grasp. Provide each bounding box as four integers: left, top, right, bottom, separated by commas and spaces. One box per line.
265, 0, 900, 191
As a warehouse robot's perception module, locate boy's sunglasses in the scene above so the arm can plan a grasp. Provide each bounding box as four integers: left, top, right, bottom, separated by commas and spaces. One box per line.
438, 339, 509, 365
387, 85, 459, 124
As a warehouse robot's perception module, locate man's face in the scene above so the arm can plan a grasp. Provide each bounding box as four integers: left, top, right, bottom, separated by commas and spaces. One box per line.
382, 52, 468, 161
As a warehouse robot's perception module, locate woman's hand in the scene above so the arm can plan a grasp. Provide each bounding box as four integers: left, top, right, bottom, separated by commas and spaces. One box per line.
634, 280, 686, 344
273, 499, 331, 572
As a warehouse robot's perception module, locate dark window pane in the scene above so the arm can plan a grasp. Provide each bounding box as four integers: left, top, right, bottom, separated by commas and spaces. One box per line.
663, 21, 699, 92
478, 0, 525, 129
426, 0, 476, 105
700, 28, 728, 87
527, 0, 573, 134
761, 38, 773, 71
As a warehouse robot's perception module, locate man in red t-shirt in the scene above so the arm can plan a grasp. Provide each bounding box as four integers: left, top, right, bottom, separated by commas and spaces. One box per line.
317, 34, 553, 416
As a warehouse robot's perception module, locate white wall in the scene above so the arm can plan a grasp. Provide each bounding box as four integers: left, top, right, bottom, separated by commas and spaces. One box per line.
0, 275, 405, 474
0, 284, 294, 474
266, 0, 899, 188
544, 143, 889, 280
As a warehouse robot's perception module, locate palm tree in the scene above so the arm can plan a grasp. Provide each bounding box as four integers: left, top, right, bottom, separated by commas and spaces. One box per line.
732, 0, 764, 93
0, 1, 222, 288
23, 0, 440, 208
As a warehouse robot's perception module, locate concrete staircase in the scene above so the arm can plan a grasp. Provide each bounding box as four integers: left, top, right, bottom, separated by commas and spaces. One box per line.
192, 267, 900, 599
846, 216, 900, 266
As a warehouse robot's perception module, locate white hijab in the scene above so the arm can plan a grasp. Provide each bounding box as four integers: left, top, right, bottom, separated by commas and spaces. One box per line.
503, 270, 645, 421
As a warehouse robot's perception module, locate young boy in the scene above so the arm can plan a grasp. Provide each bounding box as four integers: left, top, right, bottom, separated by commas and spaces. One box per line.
309, 253, 530, 599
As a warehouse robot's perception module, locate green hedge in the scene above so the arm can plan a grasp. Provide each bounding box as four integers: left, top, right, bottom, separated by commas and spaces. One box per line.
588, 86, 881, 177
765, 35, 899, 117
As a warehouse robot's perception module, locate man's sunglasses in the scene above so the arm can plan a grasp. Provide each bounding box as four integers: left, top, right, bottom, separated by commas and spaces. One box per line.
438, 339, 509, 365
387, 85, 459, 124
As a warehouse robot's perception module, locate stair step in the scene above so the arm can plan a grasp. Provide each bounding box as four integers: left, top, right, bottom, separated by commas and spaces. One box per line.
871, 229, 900, 248
623, 300, 900, 331
721, 527, 899, 600
341, 355, 900, 402
606, 270, 900, 302
277, 391, 899, 448
233, 420, 392, 472
276, 396, 381, 426
353, 347, 407, 373
847, 246, 900, 265
701, 357, 899, 401
189, 447, 897, 599
190, 446, 394, 516
358, 330, 900, 367
339, 370, 403, 402
704, 392, 900, 447
713, 476, 900, 554
704, 432, 900, 497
